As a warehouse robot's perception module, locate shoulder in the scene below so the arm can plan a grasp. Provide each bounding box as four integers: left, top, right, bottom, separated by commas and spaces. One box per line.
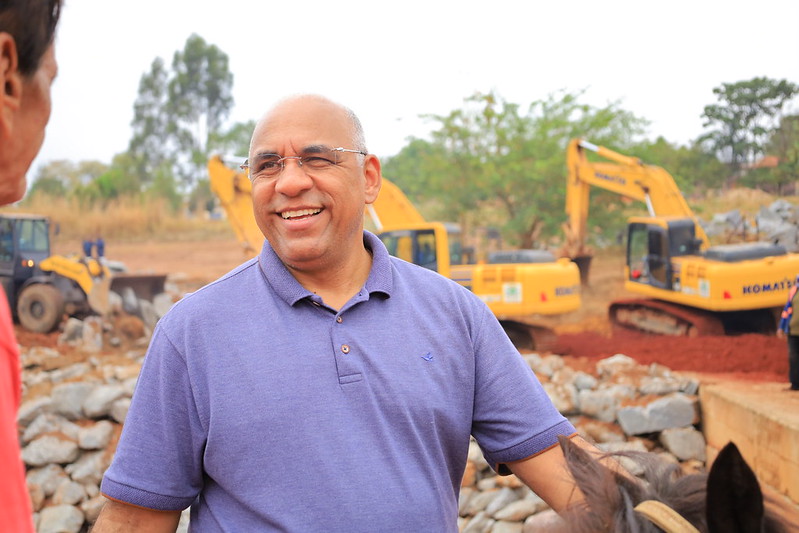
161, 258, 261, 320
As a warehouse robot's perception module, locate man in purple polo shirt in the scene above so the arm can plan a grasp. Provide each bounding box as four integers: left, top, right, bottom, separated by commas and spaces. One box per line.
93, 94, 597, 531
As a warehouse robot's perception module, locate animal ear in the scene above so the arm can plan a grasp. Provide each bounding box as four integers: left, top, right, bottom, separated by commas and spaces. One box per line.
706, 442, 764, 533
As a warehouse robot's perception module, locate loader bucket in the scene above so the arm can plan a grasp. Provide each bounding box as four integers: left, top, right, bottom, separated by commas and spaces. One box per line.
110, 273, 168, 301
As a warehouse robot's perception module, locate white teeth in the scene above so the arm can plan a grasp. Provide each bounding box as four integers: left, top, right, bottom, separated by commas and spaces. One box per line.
281, 208, 321, 219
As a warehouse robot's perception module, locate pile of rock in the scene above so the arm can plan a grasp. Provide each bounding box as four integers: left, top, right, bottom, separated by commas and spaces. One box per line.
457, 352, 704, 532
703, 198, 799, 251
18, 342, 704, 532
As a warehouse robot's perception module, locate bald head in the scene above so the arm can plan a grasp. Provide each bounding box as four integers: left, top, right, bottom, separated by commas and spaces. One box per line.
251, 94, 367, 156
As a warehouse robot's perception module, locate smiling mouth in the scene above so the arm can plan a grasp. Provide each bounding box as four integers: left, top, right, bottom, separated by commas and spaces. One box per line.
281, 208, 321, 220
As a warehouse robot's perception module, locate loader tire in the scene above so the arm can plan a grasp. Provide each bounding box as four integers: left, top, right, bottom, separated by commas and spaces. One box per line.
17, 284, 65, 333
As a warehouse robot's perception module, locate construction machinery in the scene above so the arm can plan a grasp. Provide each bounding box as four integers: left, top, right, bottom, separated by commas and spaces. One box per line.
208, 155, 581, 350
0, 214, 167, 333
563, 138, 799, 336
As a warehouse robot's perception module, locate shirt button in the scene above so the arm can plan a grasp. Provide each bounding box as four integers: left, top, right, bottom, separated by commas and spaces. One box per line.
336, 316, 343, 323
341, 344, 350, 354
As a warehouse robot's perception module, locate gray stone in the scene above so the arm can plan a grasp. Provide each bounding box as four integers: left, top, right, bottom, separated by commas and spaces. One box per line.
139, 298, 160, 331
52, 479, 87, 505
48, 362, 92, 384
462, 511, 495, 533
58, 317, 84, 345
51, 382, 95, 420
617, 393, 699, 435
22, 435, 80, 467
459, 487, 476, 516
37, 504, 85, 533
153, 292, 175, 317
83, 384, 126, 418
543, 382, 577, 414
522, 509, 564, 532
110, 397, 131, 423
26, 464, 68, 497
660, 426, 706, 461
573, 371, 598, 390
81, 316, 104, 352
493, 496, 545, 521
78, 420, 115, 450
491, 521, 524, 533
462, 489, 499, 516
578, 384, 635, 422
65, 450, 109, 486
81, 495, 107, 524
484, 487, 520, 516
22, 412, 80, 444
17, 396, 53, 425
596, 353, 638, 378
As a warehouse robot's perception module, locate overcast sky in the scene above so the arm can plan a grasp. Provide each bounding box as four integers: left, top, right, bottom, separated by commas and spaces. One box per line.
31, 0, 799, 177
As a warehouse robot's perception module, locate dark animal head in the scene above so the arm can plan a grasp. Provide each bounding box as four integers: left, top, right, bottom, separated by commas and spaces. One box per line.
556, 436, 783, 533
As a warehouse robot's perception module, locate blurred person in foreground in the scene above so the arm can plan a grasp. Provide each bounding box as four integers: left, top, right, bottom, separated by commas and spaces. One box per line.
778, 274, 799, 391
93, 94, 604, 532
0, 0, 61, 530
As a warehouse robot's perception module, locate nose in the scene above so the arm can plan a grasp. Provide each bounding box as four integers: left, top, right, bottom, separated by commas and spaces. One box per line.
274, 158, 313, 196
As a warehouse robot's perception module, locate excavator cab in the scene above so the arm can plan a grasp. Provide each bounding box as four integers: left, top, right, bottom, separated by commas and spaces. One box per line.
378, 222, 459, 278
627, 217, 703, 291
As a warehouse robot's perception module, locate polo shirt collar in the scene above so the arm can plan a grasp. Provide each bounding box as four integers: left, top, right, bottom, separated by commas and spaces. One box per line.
257, 230, 393, 307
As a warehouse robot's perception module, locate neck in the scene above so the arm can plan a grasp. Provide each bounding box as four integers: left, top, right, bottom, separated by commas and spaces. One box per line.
289, 245, 373, 310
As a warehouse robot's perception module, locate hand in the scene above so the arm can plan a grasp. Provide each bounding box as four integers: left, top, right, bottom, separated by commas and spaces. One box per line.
777, 329, 786, 339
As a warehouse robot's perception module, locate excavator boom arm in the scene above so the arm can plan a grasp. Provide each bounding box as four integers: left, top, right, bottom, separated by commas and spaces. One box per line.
564, 139, 709, 257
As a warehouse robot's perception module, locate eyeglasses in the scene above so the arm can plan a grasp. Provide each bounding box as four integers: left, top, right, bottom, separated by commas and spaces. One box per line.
240, 147, 368, 180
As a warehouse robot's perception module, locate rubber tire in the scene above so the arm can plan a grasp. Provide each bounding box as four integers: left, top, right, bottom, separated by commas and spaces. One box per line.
17, 284, 65, 333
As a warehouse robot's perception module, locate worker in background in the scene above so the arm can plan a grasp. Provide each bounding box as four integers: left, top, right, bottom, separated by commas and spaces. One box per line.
93, 94, 609, 531
778, 274, 799, 391
0, 1, 62, 531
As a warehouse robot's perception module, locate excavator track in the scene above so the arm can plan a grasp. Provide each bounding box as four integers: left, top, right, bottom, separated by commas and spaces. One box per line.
609, 299, 725, 337
499, 320, 558, 352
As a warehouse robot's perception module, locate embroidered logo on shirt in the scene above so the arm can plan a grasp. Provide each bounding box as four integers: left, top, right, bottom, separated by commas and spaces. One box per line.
421, 352, 433, 362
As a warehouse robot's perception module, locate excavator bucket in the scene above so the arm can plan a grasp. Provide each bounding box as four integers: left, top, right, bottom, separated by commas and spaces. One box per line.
110, 273, 168, 302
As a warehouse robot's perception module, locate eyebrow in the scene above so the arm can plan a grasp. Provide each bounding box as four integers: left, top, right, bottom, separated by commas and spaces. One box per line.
252, 144, 333, 161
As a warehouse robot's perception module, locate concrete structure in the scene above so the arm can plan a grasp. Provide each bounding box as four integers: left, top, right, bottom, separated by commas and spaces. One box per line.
700, 381, 799, 527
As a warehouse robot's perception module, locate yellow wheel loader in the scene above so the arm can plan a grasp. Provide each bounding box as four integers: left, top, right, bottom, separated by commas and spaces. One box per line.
0, 214, 166, 333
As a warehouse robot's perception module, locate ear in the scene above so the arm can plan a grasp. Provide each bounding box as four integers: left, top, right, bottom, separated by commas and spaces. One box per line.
706, 442, 764, 533
362, 153, 382, 205
0, 33, 23, 137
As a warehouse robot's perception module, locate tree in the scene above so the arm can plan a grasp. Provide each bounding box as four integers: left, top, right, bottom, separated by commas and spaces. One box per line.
628, 137, 728, 194
382, 91, 647, 249
766, 113, 799, 194
128, 34, 234, 192
166, 34, 234, 186
700, 77, 799, 173
128, 57, 171, 188
25, 160, 109, 202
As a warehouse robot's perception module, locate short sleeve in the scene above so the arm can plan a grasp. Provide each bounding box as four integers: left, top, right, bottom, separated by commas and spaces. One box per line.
100, 322, 206, 510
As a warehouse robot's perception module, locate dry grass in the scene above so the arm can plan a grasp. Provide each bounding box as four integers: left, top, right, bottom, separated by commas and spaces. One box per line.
1, 195, 234, 243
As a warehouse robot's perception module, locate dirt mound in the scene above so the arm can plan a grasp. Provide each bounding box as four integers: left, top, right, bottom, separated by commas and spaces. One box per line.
553, 329, 787, 384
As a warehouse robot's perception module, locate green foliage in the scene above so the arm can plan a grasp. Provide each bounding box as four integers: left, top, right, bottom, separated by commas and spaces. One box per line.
382, 90, 647, 248
208, 119, 256, 158
701, 77, 799, 172
628, 137, 728, 193
167, 34, 234, 186
128, 57, 171, 187
766, 114, 799, 194
129, 34, 234, 191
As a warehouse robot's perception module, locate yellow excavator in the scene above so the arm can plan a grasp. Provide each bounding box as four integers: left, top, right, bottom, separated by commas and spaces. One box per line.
0, 214, 167, 333
562, 138, 799, 335
209, 155, 581, 349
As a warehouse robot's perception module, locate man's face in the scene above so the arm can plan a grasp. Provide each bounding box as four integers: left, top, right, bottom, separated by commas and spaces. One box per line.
0, 42, 58, 205
249, 97, 381, 274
